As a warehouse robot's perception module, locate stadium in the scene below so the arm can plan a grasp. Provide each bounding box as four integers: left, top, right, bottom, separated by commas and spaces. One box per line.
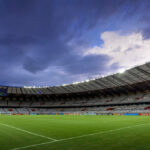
1, 0, 150, 150
1, 62, 150, 115
0, 62, 150, 150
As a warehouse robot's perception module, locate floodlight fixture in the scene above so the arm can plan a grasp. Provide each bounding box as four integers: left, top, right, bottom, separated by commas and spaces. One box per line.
118, 68, 126, 74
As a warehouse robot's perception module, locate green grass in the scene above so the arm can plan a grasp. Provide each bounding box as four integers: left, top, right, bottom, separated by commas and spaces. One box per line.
0, 115, 150, 150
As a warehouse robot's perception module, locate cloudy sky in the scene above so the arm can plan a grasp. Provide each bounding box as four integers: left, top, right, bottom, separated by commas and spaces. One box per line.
0, 0, 150, 87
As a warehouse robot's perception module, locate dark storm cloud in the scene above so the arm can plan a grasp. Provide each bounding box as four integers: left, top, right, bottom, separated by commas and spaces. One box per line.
133, 0, 150, 39
141, 11, 150, 39
61, 54, 110, 75
0, 35, 37, 46
0, 0, 149, 86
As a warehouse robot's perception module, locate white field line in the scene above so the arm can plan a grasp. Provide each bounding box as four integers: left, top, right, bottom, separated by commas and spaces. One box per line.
12, 141, 57, 150
0, 122, 57, 141
11, 122, 150, 150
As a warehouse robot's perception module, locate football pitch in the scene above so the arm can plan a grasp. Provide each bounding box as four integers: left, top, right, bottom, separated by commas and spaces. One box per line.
0, 115, 150, 150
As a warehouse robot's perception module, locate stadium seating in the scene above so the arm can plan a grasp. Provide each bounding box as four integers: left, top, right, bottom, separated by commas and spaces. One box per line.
0, 91, 150, 115
0, 91, 150, 108
1, 103, 150, 115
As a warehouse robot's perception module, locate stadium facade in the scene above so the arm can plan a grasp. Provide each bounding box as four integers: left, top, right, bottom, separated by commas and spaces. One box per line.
0, 62, 150, 115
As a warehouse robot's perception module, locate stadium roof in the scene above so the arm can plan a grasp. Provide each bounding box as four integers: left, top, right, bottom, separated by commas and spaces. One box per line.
0, 62, 150, 96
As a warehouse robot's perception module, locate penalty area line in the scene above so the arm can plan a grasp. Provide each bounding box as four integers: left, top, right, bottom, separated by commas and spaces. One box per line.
0, 122, 57, 141
11, 122, 150, 150
11, 141, 57, 150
